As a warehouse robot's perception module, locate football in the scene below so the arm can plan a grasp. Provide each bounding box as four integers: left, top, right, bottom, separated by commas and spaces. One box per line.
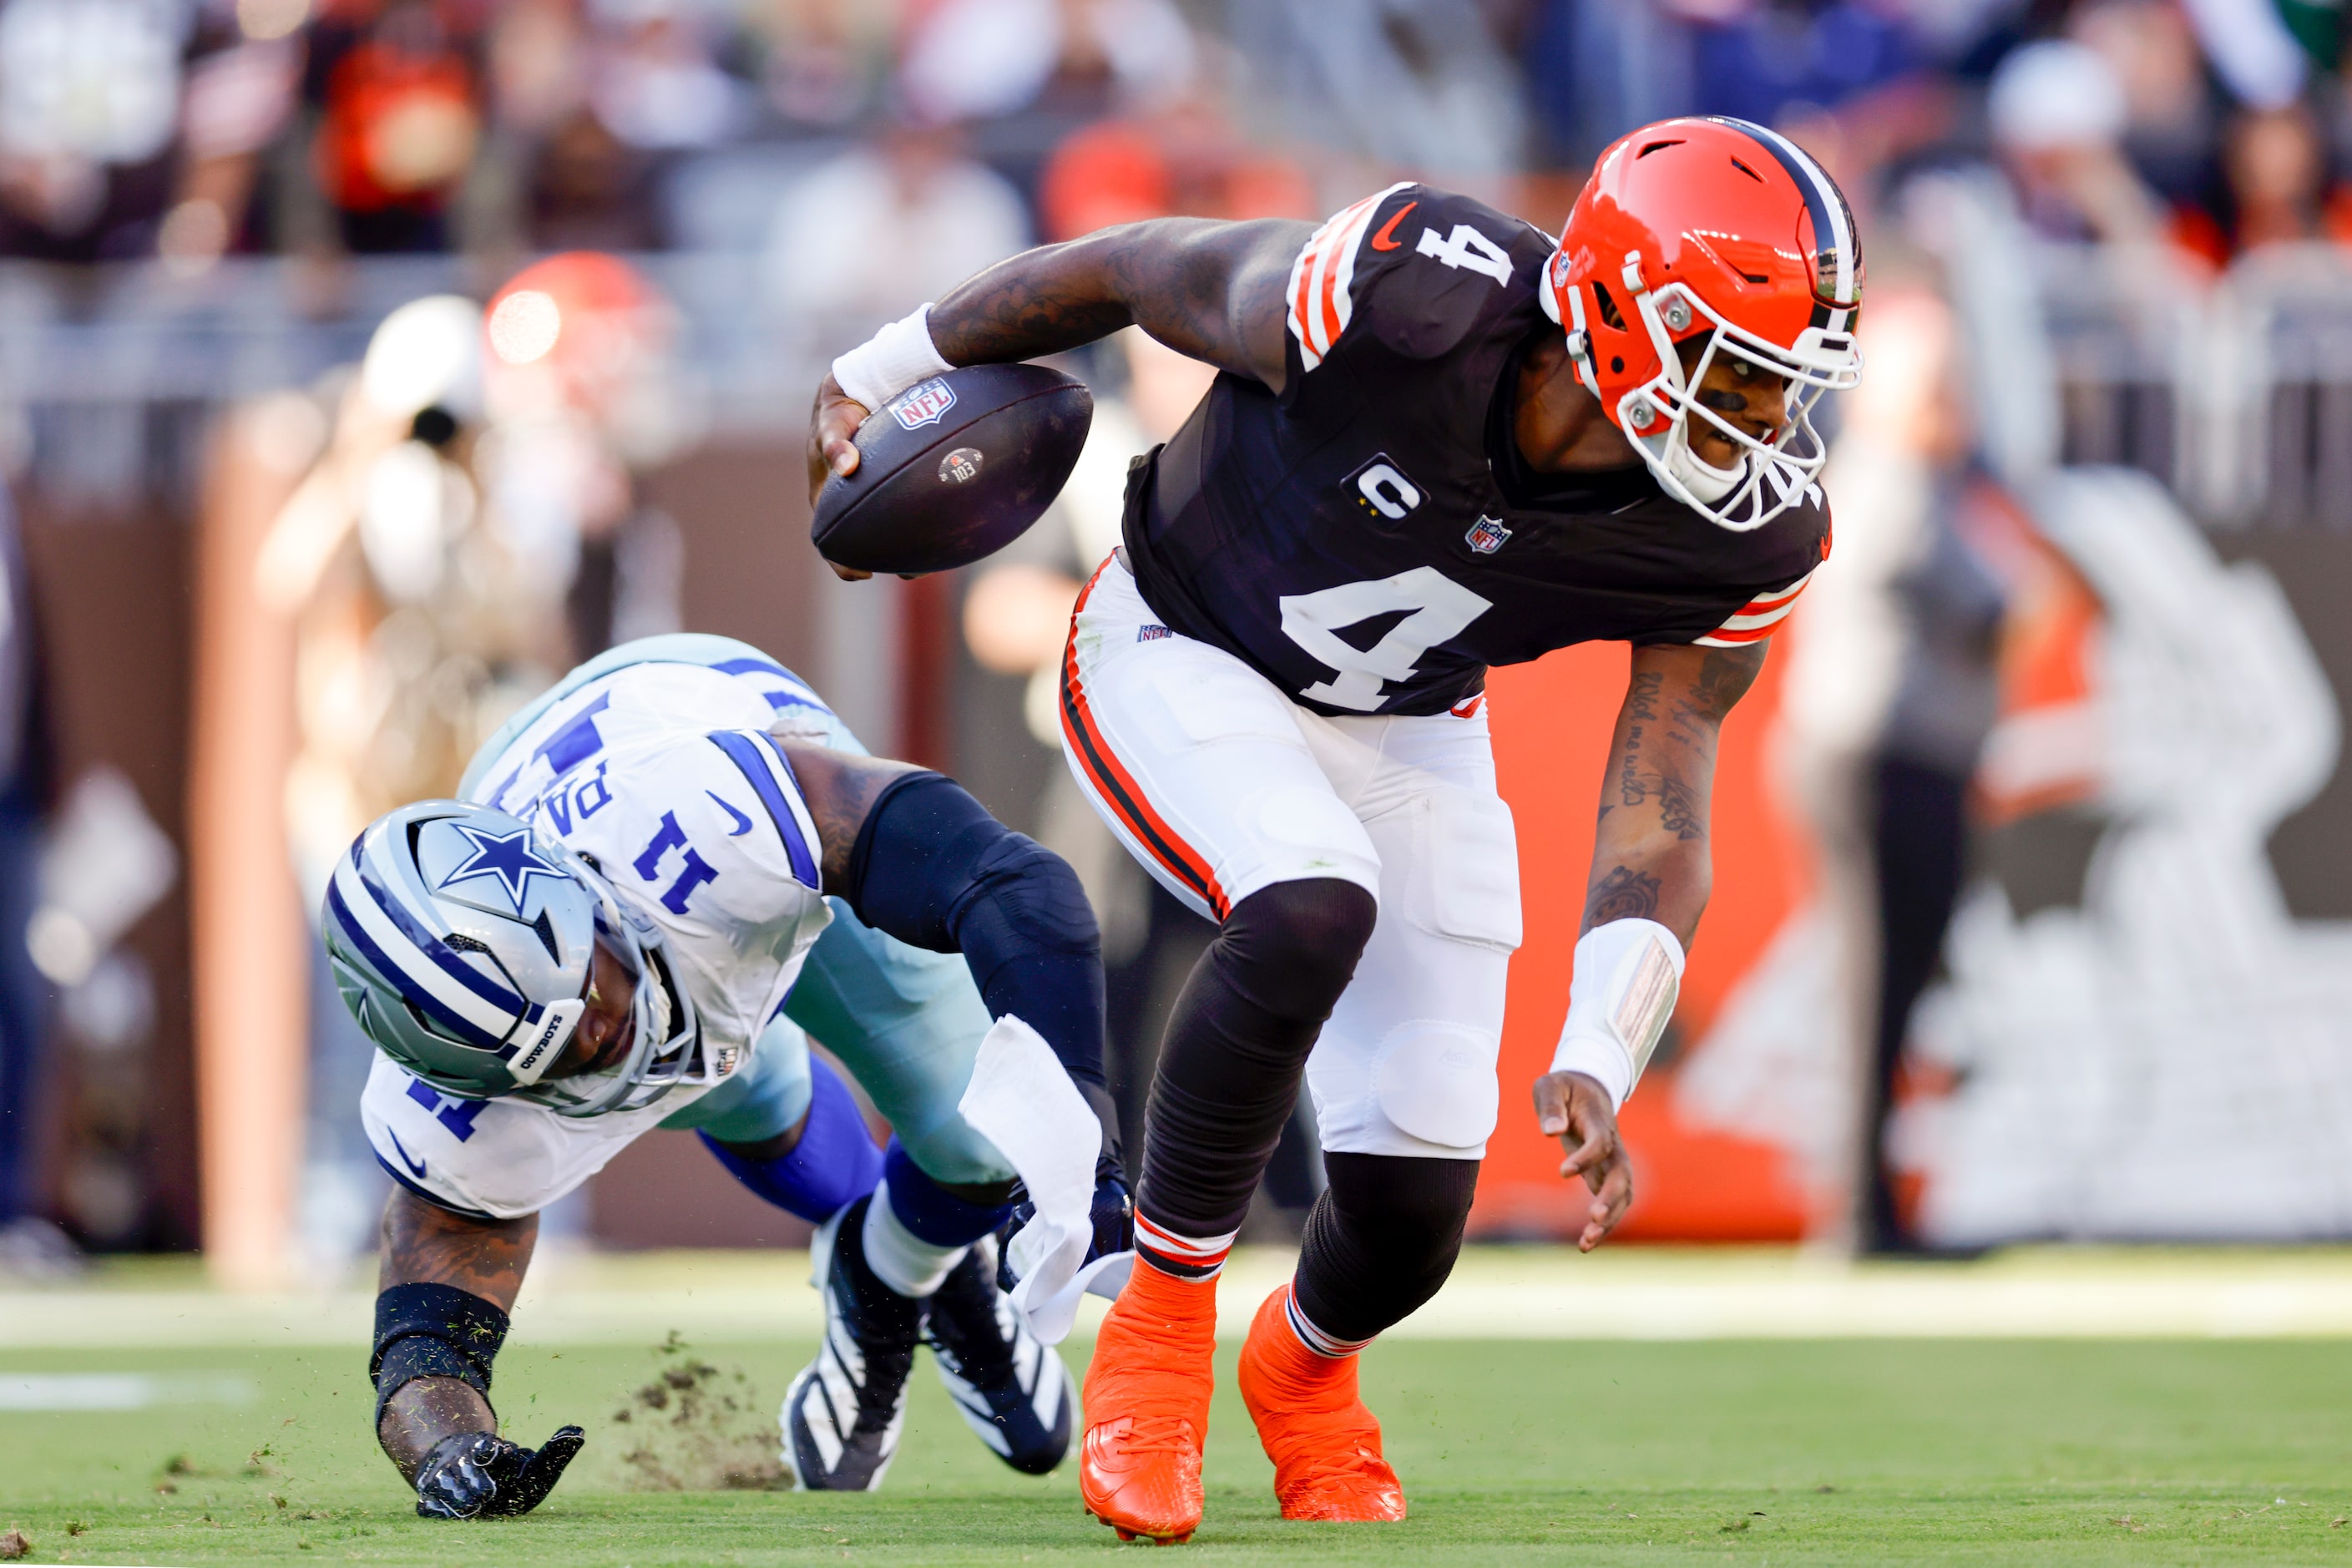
812, 362, 1094, 575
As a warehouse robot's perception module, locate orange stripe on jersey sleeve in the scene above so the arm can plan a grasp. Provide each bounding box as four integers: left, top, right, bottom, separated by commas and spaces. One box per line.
1285, 182, 1414, 373
1693, 569, 1816, 649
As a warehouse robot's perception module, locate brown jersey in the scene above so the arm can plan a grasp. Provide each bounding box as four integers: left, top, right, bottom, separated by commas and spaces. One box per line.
1120, 182, 1832, 718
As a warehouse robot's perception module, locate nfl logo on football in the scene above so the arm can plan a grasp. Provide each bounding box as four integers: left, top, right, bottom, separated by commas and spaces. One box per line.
1466, 516, 1511, 554
890, 377, 958, 430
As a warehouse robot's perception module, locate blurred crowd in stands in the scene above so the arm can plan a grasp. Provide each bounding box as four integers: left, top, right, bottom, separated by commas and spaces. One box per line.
3, 0, 2351, 281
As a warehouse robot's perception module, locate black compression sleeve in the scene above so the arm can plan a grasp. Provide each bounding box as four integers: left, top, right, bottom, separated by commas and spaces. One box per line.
372, 1282, 508, 1429
847, 771, 1107, 1092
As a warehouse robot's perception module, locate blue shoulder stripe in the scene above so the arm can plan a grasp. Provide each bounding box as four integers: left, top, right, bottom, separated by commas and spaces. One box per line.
706, 730, 820, 889
711, 655, 827, 714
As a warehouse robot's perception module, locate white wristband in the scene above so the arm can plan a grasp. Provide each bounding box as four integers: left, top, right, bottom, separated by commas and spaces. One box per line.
831, 304, 954, 413
1550, 918, 1685, 1110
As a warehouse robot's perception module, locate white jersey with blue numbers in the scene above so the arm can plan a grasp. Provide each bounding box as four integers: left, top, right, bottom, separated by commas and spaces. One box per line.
359, 653, 842, 1219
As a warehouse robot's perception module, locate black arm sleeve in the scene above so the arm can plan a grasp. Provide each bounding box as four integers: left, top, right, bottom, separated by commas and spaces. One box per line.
372, 1282, 508, 1429
846, 771, 1108, 1095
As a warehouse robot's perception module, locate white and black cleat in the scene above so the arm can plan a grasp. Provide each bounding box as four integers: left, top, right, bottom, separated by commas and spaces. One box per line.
922, 1235, 1075, 1474
781, 1195, 920, 1491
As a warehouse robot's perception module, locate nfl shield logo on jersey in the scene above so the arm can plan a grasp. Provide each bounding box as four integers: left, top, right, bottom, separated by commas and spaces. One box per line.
889, 377, 958, 430
1466, 516, 1512, 554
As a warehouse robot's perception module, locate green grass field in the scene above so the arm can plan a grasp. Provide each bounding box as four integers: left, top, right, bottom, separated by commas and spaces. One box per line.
5, 1330, 2352, 1565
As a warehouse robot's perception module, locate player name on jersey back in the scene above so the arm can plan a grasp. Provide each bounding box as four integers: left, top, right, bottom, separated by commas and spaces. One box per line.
361, 655, 837, 1218
1121, 183, 1832, 718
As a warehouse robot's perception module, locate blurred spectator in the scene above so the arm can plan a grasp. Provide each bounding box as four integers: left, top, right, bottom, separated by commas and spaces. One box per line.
585, 0, 750, 153
0, 0, 187, 261
2217, 101, 2348, 255
754, 0, 892, 133
899, 0, 1198, 202
2070, 0, 2222, 218
1687, 1, 1920, 132
302, 0, 486, 254
1989, 38, 2172, 248
1038, 98, 1317, 242
160, 6, 306, 275
1233, 0, 1525, 177
1782, 283, 2012, 1254
898, 0, 1196, 129
478, 250, 693, 654
764, 119, 1028, 331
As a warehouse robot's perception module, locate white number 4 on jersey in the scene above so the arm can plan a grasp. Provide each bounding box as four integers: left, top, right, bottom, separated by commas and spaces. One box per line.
1279, 568, 1493, 712
1416, 223, 1514, 286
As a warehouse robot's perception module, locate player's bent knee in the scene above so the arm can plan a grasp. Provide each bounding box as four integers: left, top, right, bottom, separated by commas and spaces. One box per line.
1371, 1020, 1502, 1152
1221, 878, 1378, 1018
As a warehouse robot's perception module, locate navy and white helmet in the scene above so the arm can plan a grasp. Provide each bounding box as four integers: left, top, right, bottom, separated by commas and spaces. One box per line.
321, 800, 701, 1116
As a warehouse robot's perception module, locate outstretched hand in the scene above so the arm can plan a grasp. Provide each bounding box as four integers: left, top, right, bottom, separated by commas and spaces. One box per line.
412, 1426, 585, 1520
1530, 1070, 1633, 1252
805, 374, 874, 582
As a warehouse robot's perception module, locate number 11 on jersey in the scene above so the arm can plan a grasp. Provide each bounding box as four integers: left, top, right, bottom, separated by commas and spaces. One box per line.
1277, 567, 1493, 712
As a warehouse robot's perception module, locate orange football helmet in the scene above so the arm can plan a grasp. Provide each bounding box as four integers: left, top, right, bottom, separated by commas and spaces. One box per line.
1545, 117, 1864, 532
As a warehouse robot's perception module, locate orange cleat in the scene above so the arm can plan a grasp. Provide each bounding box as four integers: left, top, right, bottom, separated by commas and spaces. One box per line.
1237, 1285, 1406, 1523
1079, 1262, 1217, 1544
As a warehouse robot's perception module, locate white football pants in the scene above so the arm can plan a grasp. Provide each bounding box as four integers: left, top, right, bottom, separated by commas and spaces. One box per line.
1059, 556, 1522, 1160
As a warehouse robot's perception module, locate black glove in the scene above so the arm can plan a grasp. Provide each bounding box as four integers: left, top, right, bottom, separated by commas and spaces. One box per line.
996, 1154, 1134, 1295
412, 1426, 585, 1520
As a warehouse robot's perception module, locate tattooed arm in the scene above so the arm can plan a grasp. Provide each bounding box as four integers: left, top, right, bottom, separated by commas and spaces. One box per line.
377, 1191, 538, 1479
1581, 641, 1769, 947
1530, 640, 1768, 1250
774, 741, 924, 895
807, 217, 1310, 505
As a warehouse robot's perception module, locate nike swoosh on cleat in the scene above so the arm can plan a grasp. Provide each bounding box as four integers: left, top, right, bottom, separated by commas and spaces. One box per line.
706, 792, 754, 836
1369, 201, 1418, 251
386, 1128, 428, 1179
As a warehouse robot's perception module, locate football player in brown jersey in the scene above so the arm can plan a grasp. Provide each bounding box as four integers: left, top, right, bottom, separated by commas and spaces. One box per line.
808, 115, 1863, 1541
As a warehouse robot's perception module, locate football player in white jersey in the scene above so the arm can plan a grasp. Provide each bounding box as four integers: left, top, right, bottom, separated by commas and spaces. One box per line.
324, 635, 1130, 1518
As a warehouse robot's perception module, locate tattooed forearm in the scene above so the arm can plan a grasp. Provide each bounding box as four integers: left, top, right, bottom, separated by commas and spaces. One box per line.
776, 740, 922, 896
1582, 641, 1768, 943
377, 1194, 532, 1473
1626, 670, 1662, 721
379, 1189, 537, 1310
930, 217, 1308, 388
1614, 765, 1704, 835
1584, 866, 1663, 926
1655, 773, 1703, 840
1687, 645, 1766, 722
1614, 669, 1671, 808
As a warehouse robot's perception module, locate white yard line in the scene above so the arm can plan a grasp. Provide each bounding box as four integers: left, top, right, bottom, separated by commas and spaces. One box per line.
6, 1247, 2352, 1348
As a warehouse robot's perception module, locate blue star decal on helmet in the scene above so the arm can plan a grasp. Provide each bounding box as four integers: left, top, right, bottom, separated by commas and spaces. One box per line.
438, 823, 570, 911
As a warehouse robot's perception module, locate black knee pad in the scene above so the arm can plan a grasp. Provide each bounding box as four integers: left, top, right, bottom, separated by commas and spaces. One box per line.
1215, 878, 1378, 1023
1293, 1152, 1480, 1343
